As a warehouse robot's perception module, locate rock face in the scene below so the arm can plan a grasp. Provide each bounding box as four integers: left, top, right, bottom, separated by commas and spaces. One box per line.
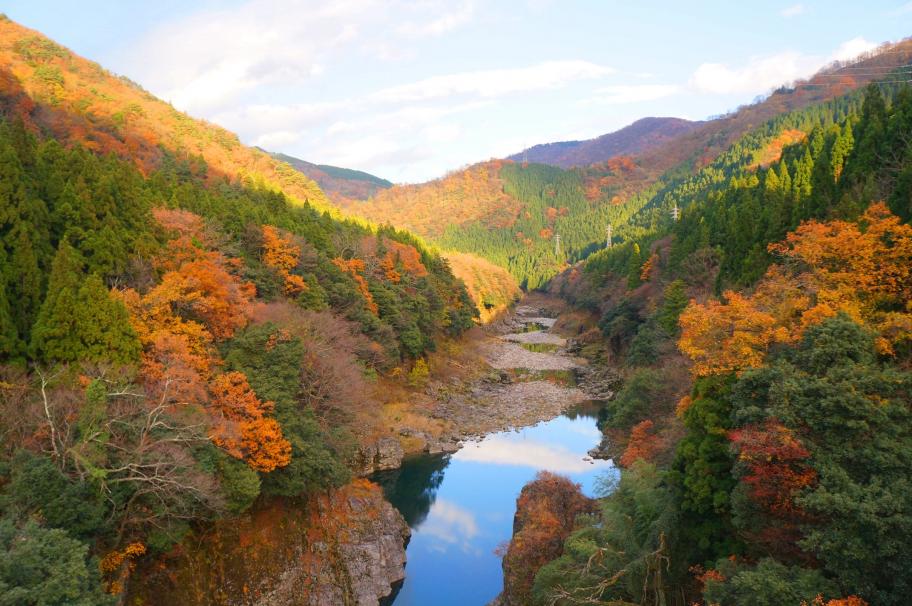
356, 437, 405, 475
498, 472, 596, 606
127, 480, 408, 606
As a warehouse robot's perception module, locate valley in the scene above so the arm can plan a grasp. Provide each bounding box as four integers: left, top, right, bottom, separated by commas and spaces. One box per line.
0, 8, 911, 606
125, 294, 616, 605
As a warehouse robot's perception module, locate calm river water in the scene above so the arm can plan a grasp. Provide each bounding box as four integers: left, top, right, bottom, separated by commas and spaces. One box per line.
373, 402, 617, 606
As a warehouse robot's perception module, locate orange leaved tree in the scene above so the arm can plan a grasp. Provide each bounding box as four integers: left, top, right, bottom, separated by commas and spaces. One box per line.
679, 203, 912, 375
209, 371, 291, 472
261, 225, 308, 296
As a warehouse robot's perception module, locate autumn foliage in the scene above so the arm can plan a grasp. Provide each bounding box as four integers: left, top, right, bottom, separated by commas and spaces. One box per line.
209, 371, 291, 472
340, 160, 518, 237
728, 420, 816, 554
805, 596, 870, 606
679, 203, 912, 375
501, 471, 595, 606
333, 257, 378, 315
261, 225, 308, 295
639, 253, 658, 281
100, 542, 147, 595
0, 19, 331, 212
379, 238, 428, 284
444, 251, 520, 322
619, 419, 662, 467
118, 209, 289, 472
730, 420, 815, 516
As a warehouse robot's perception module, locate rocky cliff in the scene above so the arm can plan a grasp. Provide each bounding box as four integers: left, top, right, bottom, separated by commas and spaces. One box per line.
127, 480, 408, 606
497, 472, 595, 606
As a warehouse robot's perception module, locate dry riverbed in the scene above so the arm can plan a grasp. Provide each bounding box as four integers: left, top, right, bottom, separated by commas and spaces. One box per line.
361, 294, 617, 472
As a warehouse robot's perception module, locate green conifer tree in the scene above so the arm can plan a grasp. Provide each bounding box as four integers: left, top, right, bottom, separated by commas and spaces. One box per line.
658, 279, 689, 335
0, 140, 46, 341
0, 248, 20, 359
30, 240, 140, 364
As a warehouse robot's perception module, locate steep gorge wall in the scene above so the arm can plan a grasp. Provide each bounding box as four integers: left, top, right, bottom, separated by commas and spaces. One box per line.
127, 480, 408, 606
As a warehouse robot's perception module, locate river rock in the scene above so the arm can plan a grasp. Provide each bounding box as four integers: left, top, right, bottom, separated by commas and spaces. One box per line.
576, 364, 621, 400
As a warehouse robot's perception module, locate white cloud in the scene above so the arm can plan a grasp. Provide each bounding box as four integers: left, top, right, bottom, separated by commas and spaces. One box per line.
398, 1, 475, 37
370, 61, 614, 102
689, 51, 818, 95
780, 3, 806, 17
112, 1, 889, 183
580, 84, 680, 105
830, 37, 878, 62
213, 101, 345, 137
327, 120, 358, 135
892, 2, 912, 15
689, 36, 880, 97
253, 130, 304, 148
423, 123, 462, 142
119, 0, 477, 113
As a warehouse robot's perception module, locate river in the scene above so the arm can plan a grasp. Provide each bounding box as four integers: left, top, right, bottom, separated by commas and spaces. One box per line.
374, 401, 617, 606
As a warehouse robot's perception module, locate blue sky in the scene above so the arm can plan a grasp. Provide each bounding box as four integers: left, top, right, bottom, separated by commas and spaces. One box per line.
3, 1, 911, 182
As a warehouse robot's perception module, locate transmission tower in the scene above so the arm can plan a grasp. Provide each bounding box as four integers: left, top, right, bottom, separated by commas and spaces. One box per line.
606, 223, 613, 249
671, 203, 680, 221
554, 233, 562, 257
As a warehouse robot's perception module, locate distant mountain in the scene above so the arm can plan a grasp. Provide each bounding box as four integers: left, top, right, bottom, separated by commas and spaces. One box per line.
268, 151, 393, 202
508, 117, 701, 168
331, 37, 912, 288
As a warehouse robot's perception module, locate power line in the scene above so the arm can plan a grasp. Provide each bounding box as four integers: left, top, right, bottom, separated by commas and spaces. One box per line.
799, 80, 912, 85
812, 71, 912, 77
829, 67, 912, 71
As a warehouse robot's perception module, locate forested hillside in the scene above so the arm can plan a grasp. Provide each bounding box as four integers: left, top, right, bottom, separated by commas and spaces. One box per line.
333, 39, 912, 290
269, 151, 393, 204
0, 17, 338, 214
521, 81, 912, 606
0, 17, 478, 603
507, 117, 701, 168
580, 80, 912, 292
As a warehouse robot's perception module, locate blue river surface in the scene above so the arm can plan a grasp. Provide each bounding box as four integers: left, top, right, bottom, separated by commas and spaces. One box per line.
373, 402, 618, 606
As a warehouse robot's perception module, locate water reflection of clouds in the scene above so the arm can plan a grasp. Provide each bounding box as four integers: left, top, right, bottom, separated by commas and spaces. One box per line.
419, 498, 481, 554
452, 434, 612, 474
559, 422, 602, 439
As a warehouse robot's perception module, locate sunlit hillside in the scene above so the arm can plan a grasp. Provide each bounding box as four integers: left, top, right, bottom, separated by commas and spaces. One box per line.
0, 16, 331, 211
330, 38, 912, 288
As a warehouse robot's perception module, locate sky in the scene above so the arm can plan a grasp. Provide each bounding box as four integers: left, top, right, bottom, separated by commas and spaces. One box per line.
2, 1, 911, 182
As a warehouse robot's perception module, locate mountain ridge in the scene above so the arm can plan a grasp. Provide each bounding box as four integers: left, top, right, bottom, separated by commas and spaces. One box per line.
268, 150, 393, 203
0, 17, 518, 315
507, 116, 702, 168
329, 37, 912, 288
